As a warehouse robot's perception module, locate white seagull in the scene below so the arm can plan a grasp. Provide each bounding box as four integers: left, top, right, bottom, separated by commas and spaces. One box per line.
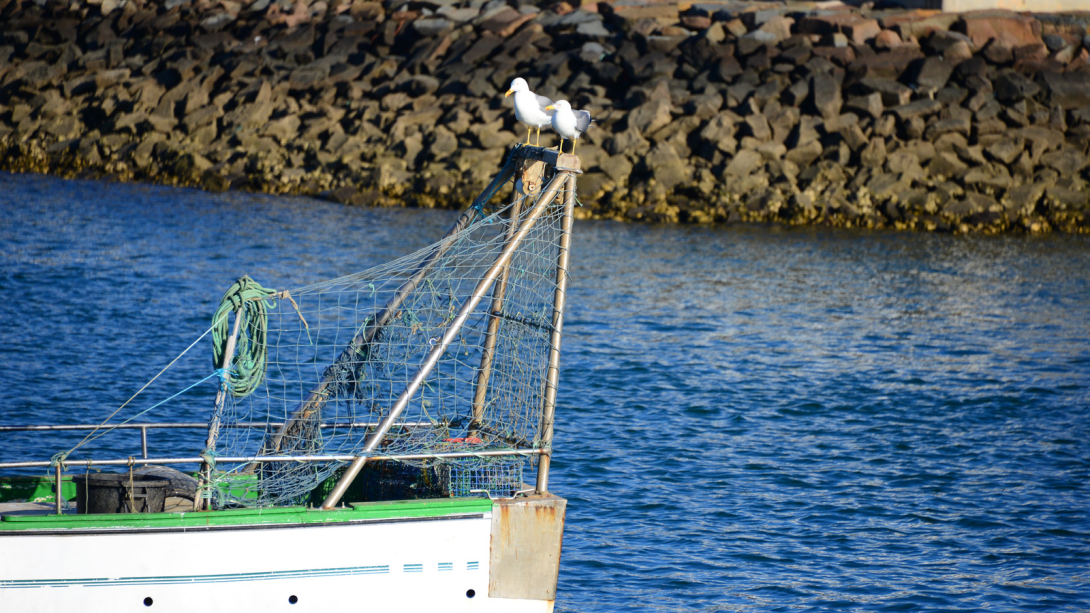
505, 78, 554, 146
545, 100, 594, 155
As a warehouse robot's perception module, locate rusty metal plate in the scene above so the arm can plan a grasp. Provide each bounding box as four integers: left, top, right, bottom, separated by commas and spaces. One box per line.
488, 494, 567, 601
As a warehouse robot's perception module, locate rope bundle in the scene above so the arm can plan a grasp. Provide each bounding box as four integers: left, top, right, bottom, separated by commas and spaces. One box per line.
212, 276, 275, 398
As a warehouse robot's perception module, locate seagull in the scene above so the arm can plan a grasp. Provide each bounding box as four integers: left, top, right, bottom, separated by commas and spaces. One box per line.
545, 100, 594, 155
505, 78, 554, 146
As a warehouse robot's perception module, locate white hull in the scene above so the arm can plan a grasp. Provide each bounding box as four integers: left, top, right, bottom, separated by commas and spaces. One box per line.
0, 509, 553, 612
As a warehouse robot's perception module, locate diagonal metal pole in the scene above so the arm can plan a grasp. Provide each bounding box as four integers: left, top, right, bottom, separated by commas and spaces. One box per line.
320, 171, 572, 509
535, 172, 577, 494
202, 307, 243, 508
470, 189, 526, 437
261, 153, 526, 459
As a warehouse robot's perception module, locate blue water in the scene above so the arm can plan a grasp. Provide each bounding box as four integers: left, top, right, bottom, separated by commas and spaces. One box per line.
2, 172, 1089, 611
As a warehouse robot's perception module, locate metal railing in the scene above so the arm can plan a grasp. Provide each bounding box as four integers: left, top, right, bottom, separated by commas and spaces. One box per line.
0, 421, 543, 515
0, 418, 442, 462
0, 422, 539, 469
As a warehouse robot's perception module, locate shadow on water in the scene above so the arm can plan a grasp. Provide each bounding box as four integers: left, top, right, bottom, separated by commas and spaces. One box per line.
2, 173, 1089, 611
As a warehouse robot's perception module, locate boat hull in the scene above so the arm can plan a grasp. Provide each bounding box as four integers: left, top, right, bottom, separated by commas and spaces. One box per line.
0, 497, 564, 612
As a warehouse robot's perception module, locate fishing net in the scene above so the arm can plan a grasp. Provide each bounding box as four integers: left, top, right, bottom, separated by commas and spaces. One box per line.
207, 170, 573, 508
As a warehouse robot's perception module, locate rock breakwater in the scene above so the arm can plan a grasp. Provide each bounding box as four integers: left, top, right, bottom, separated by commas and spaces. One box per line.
1, 0, 1089, 233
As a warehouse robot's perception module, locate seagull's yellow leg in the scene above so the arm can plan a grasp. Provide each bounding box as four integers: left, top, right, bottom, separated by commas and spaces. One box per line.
572, 136, 578, 155
525, 126, 531, 145
535, 126, 541, 146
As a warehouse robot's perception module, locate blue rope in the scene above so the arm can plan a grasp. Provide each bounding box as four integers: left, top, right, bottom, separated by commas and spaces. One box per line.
53, 370, 225, 464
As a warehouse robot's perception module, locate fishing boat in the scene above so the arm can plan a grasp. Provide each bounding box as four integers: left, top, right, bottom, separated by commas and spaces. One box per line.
0, 146, 581, 612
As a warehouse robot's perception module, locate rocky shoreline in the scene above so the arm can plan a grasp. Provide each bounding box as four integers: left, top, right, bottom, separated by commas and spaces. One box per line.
1, 0, 1089, 233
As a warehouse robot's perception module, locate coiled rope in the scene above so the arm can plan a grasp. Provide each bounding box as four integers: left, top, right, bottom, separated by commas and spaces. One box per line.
212, 276, 276, 398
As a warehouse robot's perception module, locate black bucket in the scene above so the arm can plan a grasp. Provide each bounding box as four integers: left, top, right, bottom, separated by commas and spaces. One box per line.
71, 473, 171, 514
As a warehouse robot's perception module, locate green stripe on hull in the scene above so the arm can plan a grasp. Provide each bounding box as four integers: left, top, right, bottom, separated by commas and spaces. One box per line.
0, 498, 492, 532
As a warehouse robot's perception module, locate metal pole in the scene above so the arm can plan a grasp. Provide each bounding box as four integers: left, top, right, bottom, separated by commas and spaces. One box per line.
202, 307, 243, 509
535, 173, 577, 495
54, 464, 62, 515
0, 448, 542, 470
0, 422, 437, 432
140, 426, 148, 462
320, 172, 571, 510
470, 192, 525, 436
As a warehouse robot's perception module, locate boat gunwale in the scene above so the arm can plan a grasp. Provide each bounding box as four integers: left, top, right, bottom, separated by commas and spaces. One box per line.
0, 497, 493, 534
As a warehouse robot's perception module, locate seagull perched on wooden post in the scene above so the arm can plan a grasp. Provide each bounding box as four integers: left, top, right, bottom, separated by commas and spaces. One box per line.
505, 78, 554, 146
545, 100, 594, 155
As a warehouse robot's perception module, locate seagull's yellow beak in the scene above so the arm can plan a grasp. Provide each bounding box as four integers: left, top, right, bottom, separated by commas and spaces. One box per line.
545, 105, 555, 110
505, 89, 513, 97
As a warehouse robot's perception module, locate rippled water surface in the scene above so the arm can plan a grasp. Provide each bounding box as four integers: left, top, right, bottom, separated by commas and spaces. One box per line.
2, 173, 1089, 611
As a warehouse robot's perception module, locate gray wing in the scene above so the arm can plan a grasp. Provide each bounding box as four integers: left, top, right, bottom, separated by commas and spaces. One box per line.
575, 110, 594, 132
536, 94, 555, 117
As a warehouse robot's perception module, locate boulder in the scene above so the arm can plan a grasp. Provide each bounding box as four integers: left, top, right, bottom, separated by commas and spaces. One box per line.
925, 117, 971, 140
859, 77, 913, 107
994, 71, 1041, 103
1040, 148, 1088, 176
891, 99, 943, 120
798, 14, 881, 46
628, 99, 672, 136
984, 136, 1024, 164
845, 93, 883, 119
912, 56, 955, 93
1038, 71, 1090, 110
860, 137, 887, 168
723, 149, 764, 177
810, 72, 841, 120
956, 12, 1042, 50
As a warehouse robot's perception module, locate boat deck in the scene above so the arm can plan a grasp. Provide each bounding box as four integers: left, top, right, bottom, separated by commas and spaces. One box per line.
0, 497, 195, 518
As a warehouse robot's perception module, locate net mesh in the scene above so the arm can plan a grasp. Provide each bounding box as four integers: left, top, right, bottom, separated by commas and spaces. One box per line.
208, 173, 572, 508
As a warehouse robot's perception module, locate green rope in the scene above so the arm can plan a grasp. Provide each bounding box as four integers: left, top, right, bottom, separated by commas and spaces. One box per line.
212, 276, 276, 398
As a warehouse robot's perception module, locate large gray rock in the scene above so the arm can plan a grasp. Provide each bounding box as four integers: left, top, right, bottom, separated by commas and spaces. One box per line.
1038, 71, 1090, 110
859, 77, 913, 107
724, 149, 764, 177
810, 72, 841, 120
913, 56, 955, 93
1040, 148, 1088, 176
845, 93, 883, 119
984, 136, 1024, 165
891, 99, 943, 120
860, 137, 886, 168
628, 99, 672, 136
925, 117, 970, 140
994, 71, 1041, 103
